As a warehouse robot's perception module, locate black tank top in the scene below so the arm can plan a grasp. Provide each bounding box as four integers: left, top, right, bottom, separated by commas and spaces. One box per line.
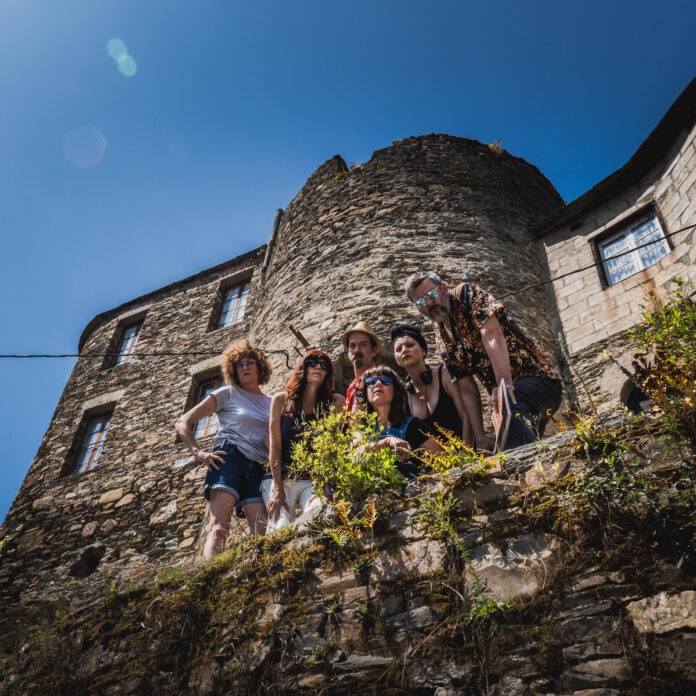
280, 412, 317, 475
423, 366, 462, 437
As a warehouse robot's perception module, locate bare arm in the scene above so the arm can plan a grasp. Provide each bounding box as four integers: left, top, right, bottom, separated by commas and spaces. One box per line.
441, 367, 474, 446
479, 315, 516, 404
267, 393, 289, 520
175, 395, 226, 470
456, 376, 495, 452
332, 393, 346, 410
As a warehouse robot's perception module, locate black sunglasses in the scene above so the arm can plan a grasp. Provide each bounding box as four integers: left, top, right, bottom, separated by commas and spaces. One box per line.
365, 375, 395, 387
304, 356, 331, 371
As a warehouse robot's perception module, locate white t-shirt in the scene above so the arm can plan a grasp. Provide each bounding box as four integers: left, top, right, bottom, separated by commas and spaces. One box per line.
211, 385, 271, 463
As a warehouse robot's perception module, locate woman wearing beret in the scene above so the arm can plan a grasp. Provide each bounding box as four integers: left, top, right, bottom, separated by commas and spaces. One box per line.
391, 324, 475, 447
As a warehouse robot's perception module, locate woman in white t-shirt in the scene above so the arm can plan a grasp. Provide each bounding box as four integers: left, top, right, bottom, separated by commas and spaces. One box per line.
176, 340, 272, 559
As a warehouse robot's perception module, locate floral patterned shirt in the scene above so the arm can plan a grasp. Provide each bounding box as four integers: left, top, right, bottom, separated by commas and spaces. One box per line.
435, 282, 561, 394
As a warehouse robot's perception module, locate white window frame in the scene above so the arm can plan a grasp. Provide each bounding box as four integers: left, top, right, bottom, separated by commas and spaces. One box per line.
599, 214, 670, 286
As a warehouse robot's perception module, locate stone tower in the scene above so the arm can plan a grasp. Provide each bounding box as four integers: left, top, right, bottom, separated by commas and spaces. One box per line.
250, 135, 563, 392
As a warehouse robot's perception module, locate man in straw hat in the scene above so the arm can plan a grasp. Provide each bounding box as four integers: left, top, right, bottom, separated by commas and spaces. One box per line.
341, 320, 381, 412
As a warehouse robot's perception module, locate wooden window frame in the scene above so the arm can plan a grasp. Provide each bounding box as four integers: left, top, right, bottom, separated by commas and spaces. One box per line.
66, 408, 115, 476
215, 281, 250, 330
191, 376, 222, 439
114, 320, 143, 365
102, 311, 148, 370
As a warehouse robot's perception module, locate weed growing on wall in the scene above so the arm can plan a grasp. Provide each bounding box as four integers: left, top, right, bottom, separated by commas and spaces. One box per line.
288, 409, 405, 506
418, 426, 499, 480
524, 414, 696, 571
631, 279, 696, 442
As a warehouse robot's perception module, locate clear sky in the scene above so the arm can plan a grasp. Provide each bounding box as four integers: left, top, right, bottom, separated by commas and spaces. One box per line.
1, 0, 694, 525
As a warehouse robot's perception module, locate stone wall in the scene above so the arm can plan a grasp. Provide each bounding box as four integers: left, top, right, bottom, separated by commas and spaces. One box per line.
0, 248, 265, 611
541, 121, 696, 410
250, 135, 564, 394
3, 420, 695, 695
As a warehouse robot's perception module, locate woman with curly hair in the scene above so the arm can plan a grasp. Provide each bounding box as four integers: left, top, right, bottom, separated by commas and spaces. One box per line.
355, 365, 440, 478
176, 340, 273, 558
265, 349, 345, 531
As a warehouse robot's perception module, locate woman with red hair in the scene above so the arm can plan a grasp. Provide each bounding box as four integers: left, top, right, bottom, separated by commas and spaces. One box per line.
264, 350, 345, 531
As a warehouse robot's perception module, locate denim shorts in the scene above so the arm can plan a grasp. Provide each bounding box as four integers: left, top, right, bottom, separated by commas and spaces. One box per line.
203, 439, 265, 511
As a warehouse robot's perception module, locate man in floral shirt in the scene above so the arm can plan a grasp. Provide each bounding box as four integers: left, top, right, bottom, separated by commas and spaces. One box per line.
404, 271, 562, 450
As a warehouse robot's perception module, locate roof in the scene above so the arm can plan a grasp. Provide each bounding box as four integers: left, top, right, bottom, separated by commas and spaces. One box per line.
536, 76, 696, 237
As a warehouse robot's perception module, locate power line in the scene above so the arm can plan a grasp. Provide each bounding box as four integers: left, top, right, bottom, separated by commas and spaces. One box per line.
1, 221, 693, 359
0, 350, 294, 369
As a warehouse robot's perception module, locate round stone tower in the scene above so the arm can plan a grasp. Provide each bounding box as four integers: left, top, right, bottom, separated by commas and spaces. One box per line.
251, 134, 564, 392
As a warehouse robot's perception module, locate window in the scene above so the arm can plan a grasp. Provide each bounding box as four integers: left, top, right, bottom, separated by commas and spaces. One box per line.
114, 321, 142, 365
192, 377, 221, 438
216, 282, 250, 329
599, 215, 669, 286
74, 413, 112, 473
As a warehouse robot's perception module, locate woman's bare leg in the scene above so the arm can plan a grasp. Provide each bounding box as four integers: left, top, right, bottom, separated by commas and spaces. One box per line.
203, 490, 237, 560
243, 502, 267, 536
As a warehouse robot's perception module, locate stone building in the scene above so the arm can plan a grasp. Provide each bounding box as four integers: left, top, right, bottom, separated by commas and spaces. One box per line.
0, 77, 694, 621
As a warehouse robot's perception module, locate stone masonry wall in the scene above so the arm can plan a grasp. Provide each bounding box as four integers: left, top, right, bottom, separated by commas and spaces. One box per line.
3, 422, 695, 694
0, 249, 265, 612
541, 122, 696, 410
250, 135, 564, 394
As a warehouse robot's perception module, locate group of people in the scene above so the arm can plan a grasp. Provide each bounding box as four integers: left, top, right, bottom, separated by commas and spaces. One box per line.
175, 271, 563, 559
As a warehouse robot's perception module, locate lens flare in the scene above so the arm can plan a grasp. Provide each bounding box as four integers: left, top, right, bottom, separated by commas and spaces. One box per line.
117, 54, 137, 77
107, 38, 127, 61
62, 125, 107, 168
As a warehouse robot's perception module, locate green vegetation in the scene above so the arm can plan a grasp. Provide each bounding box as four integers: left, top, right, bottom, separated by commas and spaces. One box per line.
289, 409, 405, 506
631, 278, 696, 441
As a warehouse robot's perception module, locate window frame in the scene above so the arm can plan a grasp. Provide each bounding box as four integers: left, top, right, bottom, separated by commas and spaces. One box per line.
215, 281, 250, 330
207, 273, 253, 333
191, 376, 222, 439
102, 311, 148, 370
597, 210, 671, 287
65, 407, 115, 476
114, 320, 143, 365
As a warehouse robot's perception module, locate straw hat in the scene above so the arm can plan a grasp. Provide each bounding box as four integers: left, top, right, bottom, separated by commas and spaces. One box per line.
340, 321, 382, 351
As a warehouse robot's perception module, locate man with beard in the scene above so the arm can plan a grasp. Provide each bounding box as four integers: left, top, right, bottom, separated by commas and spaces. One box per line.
341, 321, 381, 412
404, 271, 562, 451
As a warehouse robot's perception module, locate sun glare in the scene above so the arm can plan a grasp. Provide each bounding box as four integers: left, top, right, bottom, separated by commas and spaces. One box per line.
107, 37, 137, 77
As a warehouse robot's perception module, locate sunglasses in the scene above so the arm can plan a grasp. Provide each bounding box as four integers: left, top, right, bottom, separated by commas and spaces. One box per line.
304, 356, 331, 371
414, 287, 439, 308
365, 375, 395, 387
236, 358, 256, 369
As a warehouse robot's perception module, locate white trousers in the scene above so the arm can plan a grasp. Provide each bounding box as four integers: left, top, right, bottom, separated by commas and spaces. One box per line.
261, 478, 323, 532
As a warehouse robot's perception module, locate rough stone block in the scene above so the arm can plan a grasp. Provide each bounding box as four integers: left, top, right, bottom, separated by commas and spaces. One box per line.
560, 658, 628, 688
99, 488, 124, 504
372, 539, 446, 582
467, 534, 562, 602
452, 479, 519, 508
333, 653, 392, 671
115, 494, 135, 508
627, 591, 696, 634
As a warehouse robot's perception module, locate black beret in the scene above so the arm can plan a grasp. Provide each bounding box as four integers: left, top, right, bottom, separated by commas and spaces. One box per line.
390, 324, 427, 354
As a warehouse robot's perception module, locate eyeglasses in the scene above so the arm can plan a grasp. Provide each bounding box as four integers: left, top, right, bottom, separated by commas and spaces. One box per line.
414, 287, 439, 309
236, 358, 256, 369
365, 375, 395, 387
304, 356, 331, 371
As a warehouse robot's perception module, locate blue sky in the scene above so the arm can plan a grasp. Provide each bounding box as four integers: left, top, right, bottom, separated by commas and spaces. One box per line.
1, 0, 694, 524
